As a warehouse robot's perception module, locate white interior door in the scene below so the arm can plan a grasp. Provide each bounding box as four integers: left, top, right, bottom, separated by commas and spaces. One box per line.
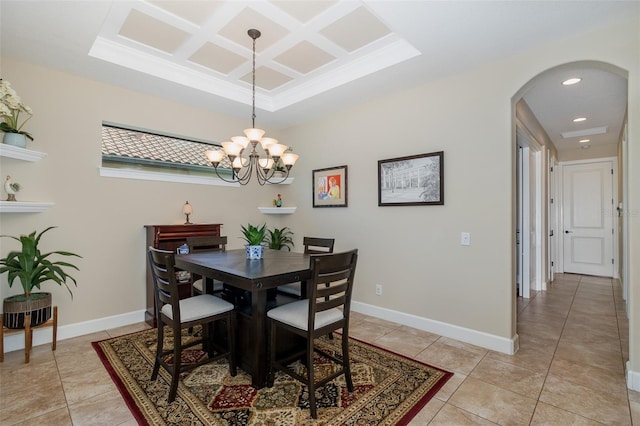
517, 146, 531, 298
562, 161, 614, 277
548, 152, 556, 283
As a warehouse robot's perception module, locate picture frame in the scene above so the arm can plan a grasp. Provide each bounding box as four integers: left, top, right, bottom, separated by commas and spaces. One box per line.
313, 165, 348, 207
378, 151, 444, 206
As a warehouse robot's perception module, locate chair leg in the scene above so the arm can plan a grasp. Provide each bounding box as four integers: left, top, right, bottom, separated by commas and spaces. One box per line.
307, 337, 317, 419
342, 329, 354, 392
266, 319, 275, 387
168, 325, 182, 403
203, 322, 213, 357
51, 306, 58, 352
227, 313, 237, 376
151, 324, 163, 381
24, 314, 32, 364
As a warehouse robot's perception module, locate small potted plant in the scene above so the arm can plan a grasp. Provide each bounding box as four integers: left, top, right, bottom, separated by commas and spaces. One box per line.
0, 79, 34, 147
266, 226, 294, 251
0, 227, 81, 329
240, 223, 267, 259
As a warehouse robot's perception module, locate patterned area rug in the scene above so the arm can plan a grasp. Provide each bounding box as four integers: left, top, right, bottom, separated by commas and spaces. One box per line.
92, 327, 452, 425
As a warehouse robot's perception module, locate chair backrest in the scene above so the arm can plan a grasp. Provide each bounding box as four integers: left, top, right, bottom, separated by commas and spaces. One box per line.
308, 249, 358, 332
303, 237, 335, 255
186, 236, 227, 253
147, 246, 181, 322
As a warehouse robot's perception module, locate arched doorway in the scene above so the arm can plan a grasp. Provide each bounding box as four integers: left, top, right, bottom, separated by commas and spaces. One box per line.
511, 60, 629, 345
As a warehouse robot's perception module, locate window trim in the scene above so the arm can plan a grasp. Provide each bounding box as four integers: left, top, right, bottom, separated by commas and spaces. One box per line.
98, 167, 293, 186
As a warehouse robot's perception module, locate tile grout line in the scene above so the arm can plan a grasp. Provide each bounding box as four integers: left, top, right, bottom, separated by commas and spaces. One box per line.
526, 276, 580, 425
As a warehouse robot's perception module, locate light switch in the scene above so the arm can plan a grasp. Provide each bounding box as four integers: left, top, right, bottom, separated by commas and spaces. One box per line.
461, 232, 471, 246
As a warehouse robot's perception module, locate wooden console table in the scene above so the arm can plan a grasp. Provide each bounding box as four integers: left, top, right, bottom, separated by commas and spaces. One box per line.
144, 223, 222, 326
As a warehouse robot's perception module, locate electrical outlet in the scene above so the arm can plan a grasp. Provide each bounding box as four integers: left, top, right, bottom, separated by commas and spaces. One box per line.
461, 232, 471, 246
375, 284, 382, 296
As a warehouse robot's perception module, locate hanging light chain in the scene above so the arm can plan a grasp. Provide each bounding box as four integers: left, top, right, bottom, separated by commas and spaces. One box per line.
251, 30, 258, 129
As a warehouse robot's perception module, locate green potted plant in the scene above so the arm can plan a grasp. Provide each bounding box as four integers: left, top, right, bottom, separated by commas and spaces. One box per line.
240, 223, 267, 259
266, 226, 294, 251
0, 227, 81, 329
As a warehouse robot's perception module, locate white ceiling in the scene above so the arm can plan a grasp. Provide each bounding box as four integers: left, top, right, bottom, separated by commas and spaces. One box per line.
0, 1, 634, 151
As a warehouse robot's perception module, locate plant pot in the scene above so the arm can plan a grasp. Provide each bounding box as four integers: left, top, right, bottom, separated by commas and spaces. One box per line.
2, 133, 27, 148
3, 292, 52, 329
245, 244, 265, 260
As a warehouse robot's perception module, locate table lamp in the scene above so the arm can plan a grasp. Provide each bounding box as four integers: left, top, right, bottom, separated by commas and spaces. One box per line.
182, 201, 193, 224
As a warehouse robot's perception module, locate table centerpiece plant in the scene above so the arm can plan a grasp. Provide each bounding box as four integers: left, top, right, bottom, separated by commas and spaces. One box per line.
266, 226, 294, 251
0, 79, 34, 147
240, 223, 267, 259
0, 226, 81, 329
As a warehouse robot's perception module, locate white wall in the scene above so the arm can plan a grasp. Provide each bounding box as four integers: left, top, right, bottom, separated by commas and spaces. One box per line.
280, 13, 639, 353
0, 59, 286, 328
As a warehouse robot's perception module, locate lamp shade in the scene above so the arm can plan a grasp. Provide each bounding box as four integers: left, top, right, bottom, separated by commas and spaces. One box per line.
182, 202, 193, 215
268, 143, 288, 157
258, 158, 274, 169
281, 152, 299, 166
260, 137, 278, 150
222, 141, 243, 156
205, 149, 225, 163
232, 157, 249, 169
231, 136, 250, 148
244, 128, 265, 141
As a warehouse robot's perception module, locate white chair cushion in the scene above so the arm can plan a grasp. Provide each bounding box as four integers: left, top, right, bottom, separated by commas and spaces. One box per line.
193, 279, 224, 293
267, 299, 343, 331
278, 283, 301, 296
161, 294, 233, 323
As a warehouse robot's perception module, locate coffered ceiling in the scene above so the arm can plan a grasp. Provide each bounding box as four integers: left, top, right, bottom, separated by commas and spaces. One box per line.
89, 1, 419, 112
1, 1, 635, 151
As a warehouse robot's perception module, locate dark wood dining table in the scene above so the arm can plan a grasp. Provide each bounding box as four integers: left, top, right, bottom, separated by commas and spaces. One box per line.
174, 248, 311, 387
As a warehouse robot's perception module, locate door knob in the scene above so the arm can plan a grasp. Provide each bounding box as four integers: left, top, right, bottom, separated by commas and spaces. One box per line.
565, 230, 572, 234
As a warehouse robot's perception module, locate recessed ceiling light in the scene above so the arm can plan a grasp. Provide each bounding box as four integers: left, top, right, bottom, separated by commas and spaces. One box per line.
573, 117, 587, 122
562, 77, 582, 86
579, 139, 590, 143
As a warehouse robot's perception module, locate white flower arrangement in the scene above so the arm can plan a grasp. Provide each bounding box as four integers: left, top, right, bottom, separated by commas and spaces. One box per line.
0, 79, 33, 140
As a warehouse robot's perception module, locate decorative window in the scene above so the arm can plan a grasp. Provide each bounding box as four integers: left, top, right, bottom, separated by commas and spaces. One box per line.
99, 122, 235, 185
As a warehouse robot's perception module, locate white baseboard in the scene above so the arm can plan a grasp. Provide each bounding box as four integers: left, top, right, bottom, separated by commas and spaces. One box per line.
4, 304, 519, 357
2, 309, 146, 353
627, 361, 640, 391
351, 301, 518, 355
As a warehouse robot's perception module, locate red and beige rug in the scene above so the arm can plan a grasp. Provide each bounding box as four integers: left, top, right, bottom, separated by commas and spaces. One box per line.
93, 327, 452, 425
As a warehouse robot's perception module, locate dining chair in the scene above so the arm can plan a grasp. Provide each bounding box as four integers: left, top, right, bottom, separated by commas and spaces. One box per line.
266, 249, 358, 419
278, 237, 335, 298
186, 236, 227, 296
147, 247, 236, 403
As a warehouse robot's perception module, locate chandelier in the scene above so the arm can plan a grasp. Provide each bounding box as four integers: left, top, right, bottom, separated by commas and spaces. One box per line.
205, 29, 299, 185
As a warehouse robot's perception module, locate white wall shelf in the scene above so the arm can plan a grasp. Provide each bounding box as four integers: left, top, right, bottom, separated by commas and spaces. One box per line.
1, 145, 52, 212
0, 201, 55, 213
0, 144, 47, 162
258, 207, 296, 214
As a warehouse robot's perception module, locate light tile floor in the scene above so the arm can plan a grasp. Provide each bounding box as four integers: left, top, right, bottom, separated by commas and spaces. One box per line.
0, 273, 636, 425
